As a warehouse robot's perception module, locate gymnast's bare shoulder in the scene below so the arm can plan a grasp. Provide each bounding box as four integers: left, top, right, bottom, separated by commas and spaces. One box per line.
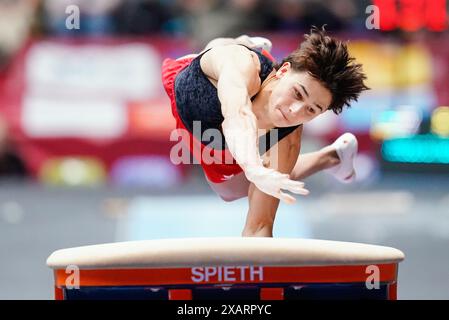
199, 44, 262, 98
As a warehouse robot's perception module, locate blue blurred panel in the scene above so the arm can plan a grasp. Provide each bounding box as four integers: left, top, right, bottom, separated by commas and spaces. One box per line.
382, 134, 449, 164
284, 283, 389, 300
110, 155, 182, 188
340, 105, 376, 133
116, 196, 312, 240
63, 283, 389, 300
64, 286, 168, 300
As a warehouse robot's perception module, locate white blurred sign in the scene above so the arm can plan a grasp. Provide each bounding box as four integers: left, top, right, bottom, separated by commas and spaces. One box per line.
22, 96, 127, 138
25, 42, 160, 100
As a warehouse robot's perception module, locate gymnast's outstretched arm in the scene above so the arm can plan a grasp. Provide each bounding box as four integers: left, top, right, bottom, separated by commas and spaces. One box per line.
242, 126, 302, 237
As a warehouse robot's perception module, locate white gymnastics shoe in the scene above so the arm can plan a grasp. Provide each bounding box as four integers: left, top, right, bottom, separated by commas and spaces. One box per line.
236, 35, 273, 52
249, 36, 273, 52
326, 132, 358, 183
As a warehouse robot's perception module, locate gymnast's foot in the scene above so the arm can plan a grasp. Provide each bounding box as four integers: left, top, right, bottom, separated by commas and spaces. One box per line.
236, 35, 273, 52
324, 132, 358, 183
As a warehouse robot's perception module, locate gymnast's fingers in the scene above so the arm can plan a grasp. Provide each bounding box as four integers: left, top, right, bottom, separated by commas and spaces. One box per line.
282, 177, 305, 188
278, 191, 296, 204
283, 184, 309, 196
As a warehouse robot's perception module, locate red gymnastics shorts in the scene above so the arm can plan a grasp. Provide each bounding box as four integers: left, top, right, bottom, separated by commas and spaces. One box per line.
161, 56, 245, 183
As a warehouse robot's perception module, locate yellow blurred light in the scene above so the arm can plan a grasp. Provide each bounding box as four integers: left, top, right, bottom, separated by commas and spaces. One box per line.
348, 41, 432, 90
431, 107, 449, 137
39, 157, 106, 186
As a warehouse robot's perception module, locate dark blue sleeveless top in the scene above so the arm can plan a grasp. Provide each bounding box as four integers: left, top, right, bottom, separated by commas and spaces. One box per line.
174, 46, 300, 154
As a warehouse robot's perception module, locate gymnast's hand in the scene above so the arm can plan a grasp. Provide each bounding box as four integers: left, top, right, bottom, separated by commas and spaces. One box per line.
244, 166, 309, 204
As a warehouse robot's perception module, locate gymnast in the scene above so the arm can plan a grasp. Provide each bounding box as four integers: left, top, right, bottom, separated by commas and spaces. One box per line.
162, 27, 369, 237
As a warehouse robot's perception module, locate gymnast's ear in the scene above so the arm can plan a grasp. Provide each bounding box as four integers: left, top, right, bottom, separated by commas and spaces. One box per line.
275, 62, 291, 78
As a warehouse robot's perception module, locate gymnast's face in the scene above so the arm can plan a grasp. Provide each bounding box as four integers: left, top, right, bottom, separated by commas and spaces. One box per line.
268, 62, 332, 127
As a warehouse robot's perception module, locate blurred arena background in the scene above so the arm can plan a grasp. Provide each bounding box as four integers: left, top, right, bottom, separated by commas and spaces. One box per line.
0, 0, 448, 299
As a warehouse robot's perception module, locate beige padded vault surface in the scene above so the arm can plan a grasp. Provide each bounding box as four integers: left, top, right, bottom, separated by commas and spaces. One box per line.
47, 237, 405, 269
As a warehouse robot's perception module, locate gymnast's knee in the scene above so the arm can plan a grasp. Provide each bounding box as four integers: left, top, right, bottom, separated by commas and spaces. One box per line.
218, 192, 247, 202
